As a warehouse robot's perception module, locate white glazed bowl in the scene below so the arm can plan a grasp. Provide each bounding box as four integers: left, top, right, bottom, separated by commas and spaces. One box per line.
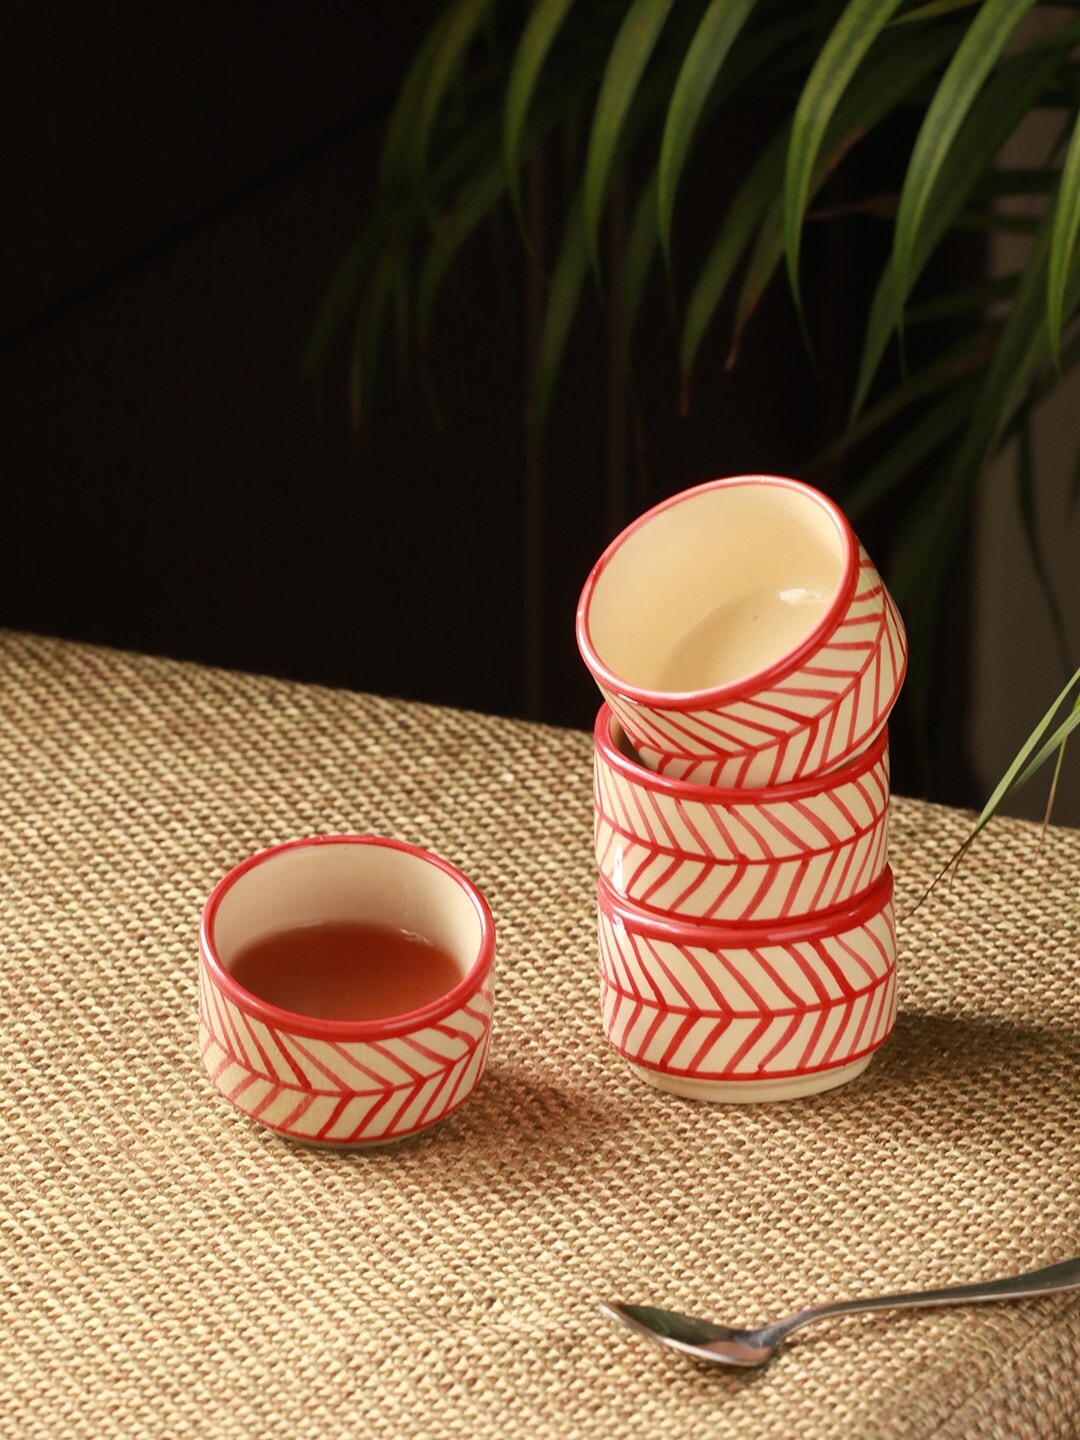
199, 835, 496, 1147
576, 476, 907, 788
594, 705, 890, 923
597, 869, 896, 1103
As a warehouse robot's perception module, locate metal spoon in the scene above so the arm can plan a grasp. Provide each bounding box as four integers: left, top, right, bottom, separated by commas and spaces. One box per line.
601, 1255, 1080, 1369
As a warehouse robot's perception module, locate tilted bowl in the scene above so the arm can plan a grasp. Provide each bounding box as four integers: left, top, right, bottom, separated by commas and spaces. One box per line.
576, 475, 907, 788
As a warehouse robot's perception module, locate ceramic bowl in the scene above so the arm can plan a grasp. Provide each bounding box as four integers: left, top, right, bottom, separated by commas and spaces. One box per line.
576, 475, 907, 788
597, 868, 896, 1103
199, 835, 496, 1146
594, 705, 890, 924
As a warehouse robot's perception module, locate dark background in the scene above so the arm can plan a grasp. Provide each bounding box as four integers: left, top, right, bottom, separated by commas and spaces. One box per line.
1, 3, 974, 802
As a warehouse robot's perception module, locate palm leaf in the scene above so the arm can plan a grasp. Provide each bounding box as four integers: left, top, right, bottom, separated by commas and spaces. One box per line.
993, 328, 1080, 463
310, 104, 510, 381
503, 0, 578, 230
887, 211, 1063, 754
914, 665, 1080, 901
955, 213, 1080, 478
530, 194, 590, 444
420, 63, 603, 346
1038, 727, 1071, 839
1048, 109, 1080, 365
379, 10, 456, 193
784, 0, 906, 321
890, 0, 1040, 337
1011, 682, 1080, 795
891, 213, 1056, 608
817, 328, 993, 468
657, 0, 758, 267
416, 160, 507, 346
622, 167, 660, 353
1016, 410, 1072, 671
347, 242, 405, 434
679, 126, 788, 393
583, 0, 674, 281
656, 6, 829, 298
840, 381, 979, 516
899, 188, 1080, 764
851, 40, 1065, 419
732, 16, 964, 363
304, 223, 387, 378
726, 191, 785, 369
532, 14, 706, 432
893, 0, 979, 22
712, 7, 828, 95
426, 108, 506, 199
968, 664, 1080, 844
410, 0, 496, 189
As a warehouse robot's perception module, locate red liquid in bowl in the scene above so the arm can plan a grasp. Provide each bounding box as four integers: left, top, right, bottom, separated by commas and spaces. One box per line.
228, 920, 463, 1022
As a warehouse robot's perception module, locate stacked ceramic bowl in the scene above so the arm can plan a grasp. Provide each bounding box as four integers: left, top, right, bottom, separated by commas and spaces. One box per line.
576, 476, 907, 1102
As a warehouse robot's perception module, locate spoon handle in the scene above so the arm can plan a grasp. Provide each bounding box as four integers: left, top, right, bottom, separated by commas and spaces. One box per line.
771, 1256, 1080, 1344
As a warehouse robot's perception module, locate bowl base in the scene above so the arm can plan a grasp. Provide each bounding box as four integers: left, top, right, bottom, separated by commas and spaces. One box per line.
625, 1052, 874, 1104
273, 1130, 431, 1151
257, 1113, 452, 1151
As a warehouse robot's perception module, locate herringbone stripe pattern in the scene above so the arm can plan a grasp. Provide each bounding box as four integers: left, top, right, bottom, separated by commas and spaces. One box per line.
594, 726, 889, 922
606, 550, 906, 788
199, 965, 494, 1144
596, 880, 896, 1082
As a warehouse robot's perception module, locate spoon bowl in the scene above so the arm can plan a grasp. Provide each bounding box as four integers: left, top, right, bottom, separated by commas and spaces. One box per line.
601, 1255, 1080, 1369
599, 1304, 775, 1368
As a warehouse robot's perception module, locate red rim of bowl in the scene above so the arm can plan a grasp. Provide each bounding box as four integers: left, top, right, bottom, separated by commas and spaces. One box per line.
200, 834, 496, 1041
598, 866, 893, 947
576, 476, 859, 712
594, 703, 888, 802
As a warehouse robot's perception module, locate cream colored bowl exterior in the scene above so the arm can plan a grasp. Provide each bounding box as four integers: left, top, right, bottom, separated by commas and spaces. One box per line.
597, 872, 896, 1103
594, 710, 890, 924
198, 836, 496, 1147
199, 966, 494, 1145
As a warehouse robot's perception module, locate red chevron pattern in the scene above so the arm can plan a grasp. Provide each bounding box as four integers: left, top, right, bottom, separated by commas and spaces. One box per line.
605, 549, 907, 789
594, 709, 890, 923
596, 872, 896, 1084
199, 964, 494, 1145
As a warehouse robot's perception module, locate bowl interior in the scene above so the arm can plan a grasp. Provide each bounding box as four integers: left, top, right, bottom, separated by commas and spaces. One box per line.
585, 479, 847, 696
210, 841, 484, 999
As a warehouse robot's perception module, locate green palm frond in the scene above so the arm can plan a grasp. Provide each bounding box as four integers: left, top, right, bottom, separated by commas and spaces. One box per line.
679, 125, 787, 392
784, 0, 907, 323
583, 0, 675, 281
312, 0, 1080, 813
1048, 109, 1080, 363
622, 166, 660, 353
891, 0, 1041, 339
851, 36, 1066, 419
530, 192, 590, 443
658, 0, 758, 267
503, 0, 577, 230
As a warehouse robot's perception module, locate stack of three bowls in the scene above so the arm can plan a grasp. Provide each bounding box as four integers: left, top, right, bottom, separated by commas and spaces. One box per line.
577, 476, 908, 1102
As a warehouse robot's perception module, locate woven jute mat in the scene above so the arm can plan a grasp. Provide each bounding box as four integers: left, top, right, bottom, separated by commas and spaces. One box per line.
1, 631, 1077, 1440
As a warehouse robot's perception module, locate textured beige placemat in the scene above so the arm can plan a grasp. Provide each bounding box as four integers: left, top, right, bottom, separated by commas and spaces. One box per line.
0, 631, 1077, 1440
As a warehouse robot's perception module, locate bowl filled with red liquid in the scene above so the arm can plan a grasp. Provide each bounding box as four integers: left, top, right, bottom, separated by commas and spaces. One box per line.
198, 835, 496, 1147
